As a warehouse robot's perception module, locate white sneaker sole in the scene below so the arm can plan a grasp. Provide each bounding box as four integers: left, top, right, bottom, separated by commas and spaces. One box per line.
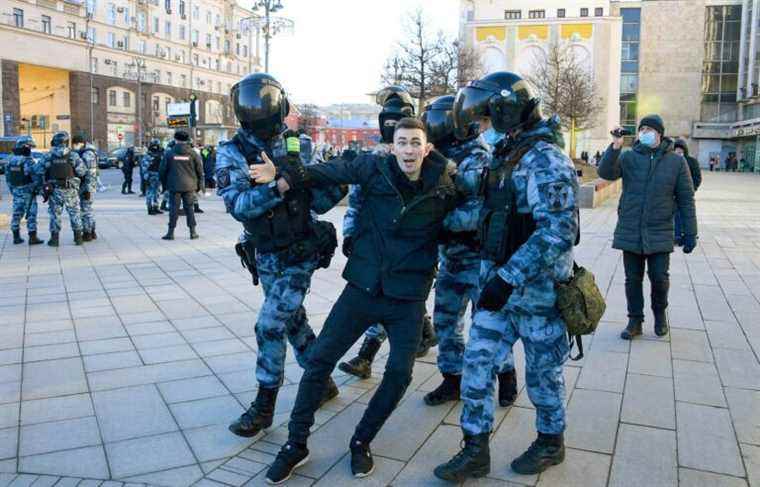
353, 463, 375, 478
266, 454, 310, 485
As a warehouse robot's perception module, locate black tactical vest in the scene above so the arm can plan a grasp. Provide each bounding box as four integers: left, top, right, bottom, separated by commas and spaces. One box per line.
48, 154, 75, 182
478, 155, 536, 265
148, 152, 162, 172
6, 159, 31, 186
233, 134, 312, 253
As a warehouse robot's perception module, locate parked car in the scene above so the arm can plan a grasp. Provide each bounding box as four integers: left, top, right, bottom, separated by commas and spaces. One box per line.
96, 149, 116, 169
106, 148, 129, 169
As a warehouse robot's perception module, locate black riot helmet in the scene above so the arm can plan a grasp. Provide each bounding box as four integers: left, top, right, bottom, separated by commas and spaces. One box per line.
148, 139, 162, 152
50, 131, 70, 148
377, 86, 415, 144
13, 135, 36, 155
231, 73, 290, 140
453, 71, 542, 140
422, 95, 467, 147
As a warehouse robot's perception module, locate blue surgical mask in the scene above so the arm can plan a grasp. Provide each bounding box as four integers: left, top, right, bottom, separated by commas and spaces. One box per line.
638, 131, 657, 148
482, 128, 505, 147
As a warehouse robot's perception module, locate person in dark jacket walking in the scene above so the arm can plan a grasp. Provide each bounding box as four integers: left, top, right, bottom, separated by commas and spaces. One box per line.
263, 118, 460, 482
159, 130, 204, 240
672, 139, 702, 246
599, 115, 698, 340
121, 146, 136, 194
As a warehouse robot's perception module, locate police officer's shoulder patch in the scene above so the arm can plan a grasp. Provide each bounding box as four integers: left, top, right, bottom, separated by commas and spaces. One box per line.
545, 181, 573, 212
217, 168, 231, 188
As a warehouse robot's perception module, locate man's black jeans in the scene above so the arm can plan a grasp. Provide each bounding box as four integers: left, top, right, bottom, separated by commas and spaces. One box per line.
623, 251, 670, 320
288, 284, 424, 445
168, 191, 197, 229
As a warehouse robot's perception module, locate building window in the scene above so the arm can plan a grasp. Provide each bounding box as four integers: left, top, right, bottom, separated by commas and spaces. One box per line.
13, 8, 24, 28
619, 8, 641, 134
216, 36, 221, 50
243, 45, 248, 57
123, 7, 129, 24
87, 27, 96, 43
528, 10, 545, 19
67, 21, 76, 39
165, 20, 171, 37
153, 96, 160, 112
206, 11, 212, 24
92, 87, 99, 105
91, 57, 98, 73
193, 53, 199, 65
179, 24, 185, 40
153, 17, 159, 33
557, 8, 565, 18
595, 7, 604, 16
166, 71, 173, 85
191, 30, 198, 44
504, 9, 521, 20
123, 92, 131, 108
181, 74, 187, 87
165, 0, 171, 13
108, 90, 117, 106
192, 5, 199, 19
205, 33, 212, 47
179, 0, 185, 17
107, 3, 116, 24
137, 12, 146, 32
107, 32, 115, 48
41, 15, 51, 33
224, 39, 230, 54
86, 0, 96, 15
702, 5, 741, 122
580, 8, 589, 17
139, 39, 146, 54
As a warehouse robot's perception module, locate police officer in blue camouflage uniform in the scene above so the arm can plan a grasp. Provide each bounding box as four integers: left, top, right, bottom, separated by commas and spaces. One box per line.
6, 136, 43, 245
42, 131, 87, 247
435, 72, 579, 481
419, 95, 517, 409
142, 139, 164, 215
338, 86, 437, 380
72, 135, 98, 241
217, 73, 344, 439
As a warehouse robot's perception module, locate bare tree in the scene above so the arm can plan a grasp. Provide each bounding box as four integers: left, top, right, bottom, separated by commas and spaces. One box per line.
525, 41, 603, 159
296, 103, 321, 136
429, 38, 484, 95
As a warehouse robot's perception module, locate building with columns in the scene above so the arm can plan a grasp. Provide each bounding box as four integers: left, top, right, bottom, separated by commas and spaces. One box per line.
460, 0, 760, 171
0, 0, 262, 150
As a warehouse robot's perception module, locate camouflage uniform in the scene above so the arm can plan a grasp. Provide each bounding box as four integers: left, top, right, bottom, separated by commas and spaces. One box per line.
77, 144, 98, 234
435, 137, 513, 376
141, 152, 162, 210
217, 130, 343, 388
5, 154, 39, 233
460, 119, 578, 437
41, 147, 86, 234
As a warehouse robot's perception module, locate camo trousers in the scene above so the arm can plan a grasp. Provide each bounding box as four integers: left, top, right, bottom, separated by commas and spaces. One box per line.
10, 186, 37, 232
49, 187, 82, 233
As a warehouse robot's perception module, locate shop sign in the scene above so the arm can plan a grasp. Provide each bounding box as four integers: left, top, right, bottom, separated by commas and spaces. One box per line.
734, 125, 760, 137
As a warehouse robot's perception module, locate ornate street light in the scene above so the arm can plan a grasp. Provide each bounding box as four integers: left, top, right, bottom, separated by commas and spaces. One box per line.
245, 0, 294, 72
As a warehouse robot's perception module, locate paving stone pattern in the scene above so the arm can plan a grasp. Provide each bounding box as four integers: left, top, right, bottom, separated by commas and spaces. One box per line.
0, 171, 759, 486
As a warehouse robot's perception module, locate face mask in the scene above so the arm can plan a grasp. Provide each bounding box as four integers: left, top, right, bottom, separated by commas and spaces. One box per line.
638, 131, 657, 148
482, 128, 505, 147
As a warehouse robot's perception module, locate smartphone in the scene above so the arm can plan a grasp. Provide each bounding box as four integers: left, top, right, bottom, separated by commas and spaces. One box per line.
610, 128, 631, 138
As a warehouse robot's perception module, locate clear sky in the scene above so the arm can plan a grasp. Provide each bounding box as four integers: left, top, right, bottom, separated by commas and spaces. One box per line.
244, 0, 460, 105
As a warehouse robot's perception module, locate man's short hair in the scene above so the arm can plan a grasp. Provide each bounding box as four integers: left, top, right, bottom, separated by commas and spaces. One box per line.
394, 117, 425, 134
174, 130, 190, 142
72, 134, 85, 145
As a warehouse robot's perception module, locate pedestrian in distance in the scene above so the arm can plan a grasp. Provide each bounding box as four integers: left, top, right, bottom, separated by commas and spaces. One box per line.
121, 146, 136, 194
598, 115, 698, 340
159, 130, 204, 240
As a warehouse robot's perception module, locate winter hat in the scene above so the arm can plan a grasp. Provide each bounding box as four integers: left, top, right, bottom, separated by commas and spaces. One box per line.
638, 114, 665, 136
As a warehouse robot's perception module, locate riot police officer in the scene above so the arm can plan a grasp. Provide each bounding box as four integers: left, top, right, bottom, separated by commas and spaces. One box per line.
434, 72, 579, 481
142, 139, 164, 215
216, 73, 343, 439
42, 131, 86, 246
338, 86, 437, 380
72, 135, 98, 241
5, 136, 43, 245
419, 95, 518, 409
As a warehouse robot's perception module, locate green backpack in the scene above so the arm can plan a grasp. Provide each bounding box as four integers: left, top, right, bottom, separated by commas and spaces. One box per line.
555, 262, 607, 360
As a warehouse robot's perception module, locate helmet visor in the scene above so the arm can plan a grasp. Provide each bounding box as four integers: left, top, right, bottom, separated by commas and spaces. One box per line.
421, 108, 454, 146
233, 79, 285, 124
453, 84, 492, 140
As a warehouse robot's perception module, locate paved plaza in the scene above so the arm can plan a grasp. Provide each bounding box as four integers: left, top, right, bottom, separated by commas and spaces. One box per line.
0, 170, 759, 487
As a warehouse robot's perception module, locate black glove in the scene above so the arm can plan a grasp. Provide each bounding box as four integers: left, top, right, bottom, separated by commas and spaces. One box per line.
477, 276, 514, 311
682, 235, 698, 254
342, 235, 353, 257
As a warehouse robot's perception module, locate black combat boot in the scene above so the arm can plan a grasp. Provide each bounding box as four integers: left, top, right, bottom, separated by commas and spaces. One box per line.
416, 314, 438, 358
74, 231, 84, 246
47, 232, 59, 247
620, 318, 643, 340
320, 377, 339, 405
160, 200, 168, 211
121, 182, 127, 194
127, 182, 135, 194
189, 227, 199, 240
12, 230, 24, 244
229, 387, 278, 438
424, 373, 461, 406
28, 231, 43, 245
194, 203, 204, 213
82, 231, 92, 242
154, 206, 164, 215
510, 432, 565, 475
653, 310, 669, 337
338, 337, 382, 379
147, 207, 156, 215
162, 227, 175, 240
498, 369, 518, 407
434, 433, 490, 482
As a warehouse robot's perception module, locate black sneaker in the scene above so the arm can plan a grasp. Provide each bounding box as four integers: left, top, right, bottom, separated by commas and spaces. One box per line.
350, 438, 374, 478
266, 442, 310, 485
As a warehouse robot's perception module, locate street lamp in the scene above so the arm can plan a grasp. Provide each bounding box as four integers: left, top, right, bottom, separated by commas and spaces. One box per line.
247, 0, 293, 72
125, 58, 147, 146
84, 10, 96, 145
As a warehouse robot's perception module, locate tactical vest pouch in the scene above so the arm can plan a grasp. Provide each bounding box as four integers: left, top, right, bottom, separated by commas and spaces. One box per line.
7, 165, 30, 186
49, 160, 74, 181
555, 262, 606, 361
278, 220, 337, 268
479, 209, 510, 263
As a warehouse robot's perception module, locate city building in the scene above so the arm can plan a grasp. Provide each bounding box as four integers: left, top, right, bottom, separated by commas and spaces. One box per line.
459, 0, 760, 172
0, 0, 263, 150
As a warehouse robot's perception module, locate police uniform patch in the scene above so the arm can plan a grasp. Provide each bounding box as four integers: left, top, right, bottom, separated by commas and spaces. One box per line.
217, 168, 231, 188
546, 182, 571, 211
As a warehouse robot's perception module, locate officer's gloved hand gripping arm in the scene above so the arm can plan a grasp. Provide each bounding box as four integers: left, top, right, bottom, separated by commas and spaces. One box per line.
496, 165, 579, 290
216, 144, 285, 223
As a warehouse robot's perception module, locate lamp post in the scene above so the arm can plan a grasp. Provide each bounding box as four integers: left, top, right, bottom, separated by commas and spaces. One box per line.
244, 0, 293, 73
85, 10, 95, 145
126, 58, 146, 146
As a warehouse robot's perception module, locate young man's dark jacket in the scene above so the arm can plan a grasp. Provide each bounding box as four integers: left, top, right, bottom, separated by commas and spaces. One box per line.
159, 142, 204, 193
599, 137, 697, 254
674, 142, 702, 191
303, 151, 458, 301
